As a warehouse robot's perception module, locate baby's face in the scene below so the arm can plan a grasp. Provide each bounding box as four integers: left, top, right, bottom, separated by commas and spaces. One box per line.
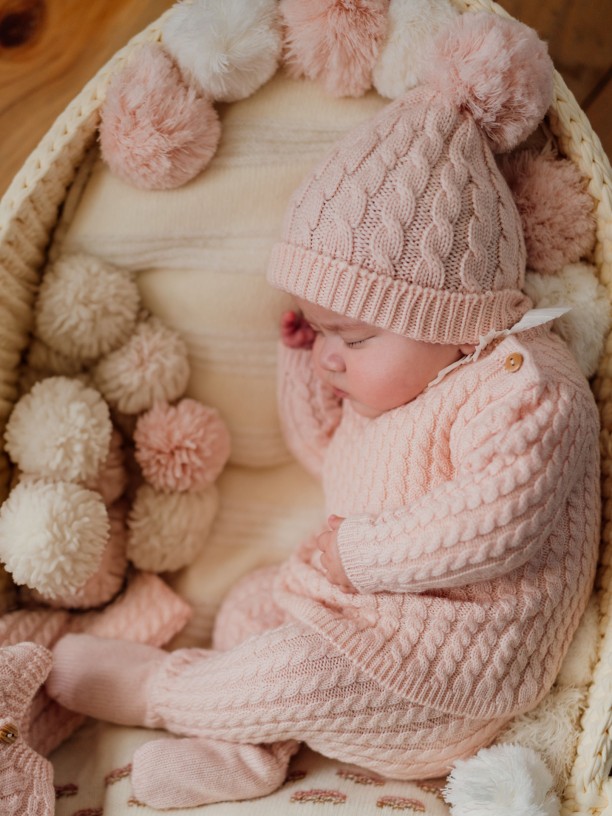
296, 300, 470, 419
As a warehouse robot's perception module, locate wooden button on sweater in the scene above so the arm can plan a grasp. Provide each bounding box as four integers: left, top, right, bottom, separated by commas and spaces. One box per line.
0, 723, 18, 744
504, 353, 524, 372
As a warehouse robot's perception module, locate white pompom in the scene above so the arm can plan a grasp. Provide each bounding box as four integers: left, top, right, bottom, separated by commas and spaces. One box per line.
5, 377, 112, 482
373, 0, 459, 99
35, 254, 141, 361
444, 744, 560, 816
0, 480, 109, 597
127, 483, 218, 573
162, 0, 281, 102
496, 686, 585, 786
524, 263, 611, 378
93, 317, 190, 414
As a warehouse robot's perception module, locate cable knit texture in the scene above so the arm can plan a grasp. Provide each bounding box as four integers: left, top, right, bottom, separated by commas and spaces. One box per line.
268, 14, 555, 345
275, 326, 600, 721
45, 326, 600, 799
0, 643, 55, 816
1, 573, 191, 758
267, 84, 533, 345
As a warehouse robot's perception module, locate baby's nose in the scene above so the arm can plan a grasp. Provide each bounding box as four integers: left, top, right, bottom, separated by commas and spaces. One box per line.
320, 351, 345, 372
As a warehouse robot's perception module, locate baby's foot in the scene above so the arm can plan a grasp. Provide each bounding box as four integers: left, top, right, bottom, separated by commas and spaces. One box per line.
132, 736, 299, 808
46, 633, 164, 726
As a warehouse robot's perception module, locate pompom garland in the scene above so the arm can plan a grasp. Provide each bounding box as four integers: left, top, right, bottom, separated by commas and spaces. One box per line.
162, 0, 282, 103
97, 2, 560, 187
93, 317, 190, 414
498, 148, 597, 274
100, 44, 221, 190
134, 400, 231, 493
280, 0, 389, 97
372, 0, 459, 99
127, 485, 219, 573
2, 247, 231, 609
420, 12, 553, 152
35, 254, 141, 360
0, 481, 109, 598
5, 377, 112, 483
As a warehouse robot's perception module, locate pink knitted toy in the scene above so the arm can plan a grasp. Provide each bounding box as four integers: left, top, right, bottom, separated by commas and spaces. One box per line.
46, 11, 599, 812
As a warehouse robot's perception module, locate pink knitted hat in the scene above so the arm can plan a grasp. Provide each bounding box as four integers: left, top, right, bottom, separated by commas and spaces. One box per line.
268, 13, 554, 345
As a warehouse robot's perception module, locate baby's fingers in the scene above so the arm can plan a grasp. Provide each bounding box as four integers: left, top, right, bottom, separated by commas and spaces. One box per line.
280, 310, 315, 349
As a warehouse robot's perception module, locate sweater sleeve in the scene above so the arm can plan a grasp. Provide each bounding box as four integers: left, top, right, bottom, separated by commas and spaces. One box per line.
336, 377, 598, 594
277, 342, 342, 479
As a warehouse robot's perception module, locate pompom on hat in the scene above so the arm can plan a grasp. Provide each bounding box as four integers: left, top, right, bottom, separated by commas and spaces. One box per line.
268, 12, 554, 346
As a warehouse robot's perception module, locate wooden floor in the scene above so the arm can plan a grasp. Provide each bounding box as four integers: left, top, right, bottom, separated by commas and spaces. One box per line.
0, 0, 610, 198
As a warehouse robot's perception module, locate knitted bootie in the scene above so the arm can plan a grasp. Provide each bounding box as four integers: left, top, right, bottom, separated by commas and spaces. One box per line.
131, 735, 299, 808
46, 633, 165, 726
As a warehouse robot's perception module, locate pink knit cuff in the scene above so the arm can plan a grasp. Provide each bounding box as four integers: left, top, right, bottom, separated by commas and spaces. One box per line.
268, 242, 532, 346
336, 516, 379, 594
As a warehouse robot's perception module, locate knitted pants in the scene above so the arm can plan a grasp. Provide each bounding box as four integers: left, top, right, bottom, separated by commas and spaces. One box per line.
49, 567, 508, 808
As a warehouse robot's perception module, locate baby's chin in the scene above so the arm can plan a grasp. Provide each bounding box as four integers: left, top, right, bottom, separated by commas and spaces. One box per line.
348, 392, 424, 419
347, 399, 389, 420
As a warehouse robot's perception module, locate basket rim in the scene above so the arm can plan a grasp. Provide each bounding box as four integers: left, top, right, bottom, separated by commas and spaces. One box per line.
0, 2, 610, 811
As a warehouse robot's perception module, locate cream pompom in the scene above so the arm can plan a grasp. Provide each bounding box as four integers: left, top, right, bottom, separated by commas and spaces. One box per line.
373, 0, 459, 99
5, 377, 112, 482
524, 263, 611, 378
93, 317, 190, 414
0, 480, 109, 597
35, 254, 141, 361
27, 501, 128, 609
162, 0, 281, 103
127, 484, 218, 572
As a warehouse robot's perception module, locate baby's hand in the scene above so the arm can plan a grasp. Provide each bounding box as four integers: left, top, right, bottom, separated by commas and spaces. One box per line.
317, 515, 355, 593
280, 310, 316, 349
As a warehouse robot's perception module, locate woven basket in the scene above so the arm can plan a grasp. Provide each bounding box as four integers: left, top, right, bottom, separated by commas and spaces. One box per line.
0, 1, 610, 813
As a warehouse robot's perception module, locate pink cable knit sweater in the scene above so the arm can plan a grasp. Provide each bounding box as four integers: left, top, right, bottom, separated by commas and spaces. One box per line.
45, 321, 600, 808
274, 324, 600, 721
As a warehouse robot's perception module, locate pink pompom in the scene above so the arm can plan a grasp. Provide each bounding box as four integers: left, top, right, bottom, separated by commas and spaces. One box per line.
421, 12, 553, 152
499, 148, 596, 274
280, 0, 389, 97
134, 400, 231, 493
99, 44, 221, 189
